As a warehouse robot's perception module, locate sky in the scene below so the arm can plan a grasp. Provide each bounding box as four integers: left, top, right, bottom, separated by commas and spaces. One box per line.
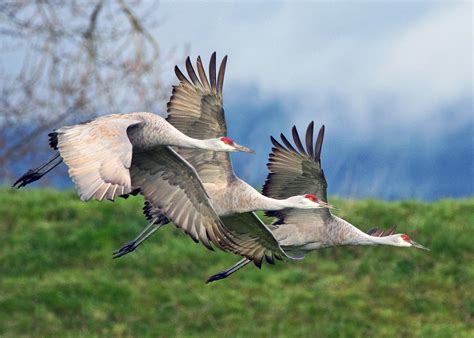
155, 2, 471, 137
3, 1, 473, 200
149, 1, 473, 199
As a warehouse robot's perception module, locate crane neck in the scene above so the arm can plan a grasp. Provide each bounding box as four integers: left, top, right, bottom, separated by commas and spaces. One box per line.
221, 182, 290, 213
328, 216, 398, 247
149, 120, 218, 150
177, 137, 219, 151
252, 194, 296, 211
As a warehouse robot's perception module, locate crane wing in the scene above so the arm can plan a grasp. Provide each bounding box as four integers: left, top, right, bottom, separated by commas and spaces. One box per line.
219, 212, 291, 266
166, 52, 235, 184
51, 115, 143, 201
262, 122, 331, 225
140, 202, 295, 265
367, 225, 398, 237
130, 146, 284, 264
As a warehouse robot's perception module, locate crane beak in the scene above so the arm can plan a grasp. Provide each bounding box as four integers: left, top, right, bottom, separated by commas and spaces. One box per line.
233, 143, 255, 154
318, 201, 337, 210
410, 240, 430, 251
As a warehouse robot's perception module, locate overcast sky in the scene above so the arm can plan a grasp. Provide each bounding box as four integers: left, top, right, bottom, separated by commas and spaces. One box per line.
3, 1, 472, 199
146, 1, 472, 199
154, 1, 471, 138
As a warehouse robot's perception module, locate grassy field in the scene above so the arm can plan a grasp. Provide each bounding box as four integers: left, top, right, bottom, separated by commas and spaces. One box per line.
0, 188, 472, 337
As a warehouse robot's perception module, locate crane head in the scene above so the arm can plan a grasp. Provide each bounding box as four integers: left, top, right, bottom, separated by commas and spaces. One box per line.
286, 194, 336, 209
396, 234, 429, 250
305, 194, 336, 209
216, 137, 255, 153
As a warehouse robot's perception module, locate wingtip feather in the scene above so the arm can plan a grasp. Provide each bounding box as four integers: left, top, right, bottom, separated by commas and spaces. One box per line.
209, 52, 217, 90
185, 56, 201, 86
196, 55, 210, 89
306, 121, 315, 158
270, 135, 284, 149
291, 125, 306, 154
280, 133, 297, 152
174, 65, 191, 85
315, 124, 325, 162
217, 55, 228, 96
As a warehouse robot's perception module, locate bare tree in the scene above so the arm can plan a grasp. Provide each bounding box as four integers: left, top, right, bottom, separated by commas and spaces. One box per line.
0, 0, 174, 183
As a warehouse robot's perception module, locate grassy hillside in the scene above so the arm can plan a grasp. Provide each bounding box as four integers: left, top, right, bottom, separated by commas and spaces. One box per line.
0, 188, 472, 337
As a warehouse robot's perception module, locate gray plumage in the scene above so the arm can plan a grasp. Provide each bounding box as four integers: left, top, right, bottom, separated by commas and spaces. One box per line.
264, 123, 404, 255
113, 53, 331, 265
168, 54, 331, 219
206, 122, 428, 283
12, 111, 262, 257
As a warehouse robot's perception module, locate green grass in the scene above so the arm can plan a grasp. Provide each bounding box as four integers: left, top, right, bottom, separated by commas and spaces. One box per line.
0, 188, 473, 337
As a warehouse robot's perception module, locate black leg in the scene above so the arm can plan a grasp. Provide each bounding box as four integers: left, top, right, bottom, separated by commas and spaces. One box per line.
13, 152, 62, 188
206, 258, 251, 283
112, 220, 167, 259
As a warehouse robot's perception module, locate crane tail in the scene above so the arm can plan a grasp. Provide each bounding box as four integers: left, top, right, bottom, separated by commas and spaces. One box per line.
206, 258, 251, 284
12, 152, 63, 188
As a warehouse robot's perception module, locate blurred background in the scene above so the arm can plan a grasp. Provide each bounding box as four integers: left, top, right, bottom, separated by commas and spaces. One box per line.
1, 1, 472, 199
0, 1, 472, 337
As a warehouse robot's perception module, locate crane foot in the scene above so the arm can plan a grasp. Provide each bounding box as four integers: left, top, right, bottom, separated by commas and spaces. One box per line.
112, 241, 137, 259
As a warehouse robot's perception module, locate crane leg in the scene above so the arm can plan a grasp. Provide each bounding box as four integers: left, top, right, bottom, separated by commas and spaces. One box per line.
112, 218, 168, 259
206, 258, 252, 284
13, 152, 63, 188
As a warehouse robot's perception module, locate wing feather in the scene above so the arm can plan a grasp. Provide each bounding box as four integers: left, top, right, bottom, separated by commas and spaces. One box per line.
291, 126, 306, 155
55, 115, 143, 201
367, 225, 397, 237
131, 146, 285, 263
280, 133, 298, 152
219, 212, 296, 265
262, 122, 330, 225
140, 199, 291, 263
196, 56, 211, 90
131, 146, 230, 251
217, 55, 228, 96
305, 121, 314, 158
167, 53, 234, 184
186, 56, 202, 87
209, 52, 217, 90
174, 66, 192, 86
315, 125, 325, 162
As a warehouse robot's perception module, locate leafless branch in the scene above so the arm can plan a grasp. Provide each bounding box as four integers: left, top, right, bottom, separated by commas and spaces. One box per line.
0, 0, 174, 182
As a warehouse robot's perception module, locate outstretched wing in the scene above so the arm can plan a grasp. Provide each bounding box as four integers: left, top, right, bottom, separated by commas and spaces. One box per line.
367, 225, 397, 237
262, 122, 331, 225
141, 203, 293, 266
130, 146, 287, 265
166, 52, 235, 184
143, 200, 169, 225
219, 212, 292, 267
53, 115, 143, 201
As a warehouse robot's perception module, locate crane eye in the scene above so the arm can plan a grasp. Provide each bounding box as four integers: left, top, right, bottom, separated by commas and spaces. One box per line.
220, 137, 234, 145
305, 194, 318, 202
401, 234, 411, 241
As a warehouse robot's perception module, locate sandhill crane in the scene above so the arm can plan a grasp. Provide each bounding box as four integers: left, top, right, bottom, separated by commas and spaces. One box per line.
206, 122, 428, 283
13, 112, 253, 200
14, 109, 280, 255
112, 53, 334, 261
